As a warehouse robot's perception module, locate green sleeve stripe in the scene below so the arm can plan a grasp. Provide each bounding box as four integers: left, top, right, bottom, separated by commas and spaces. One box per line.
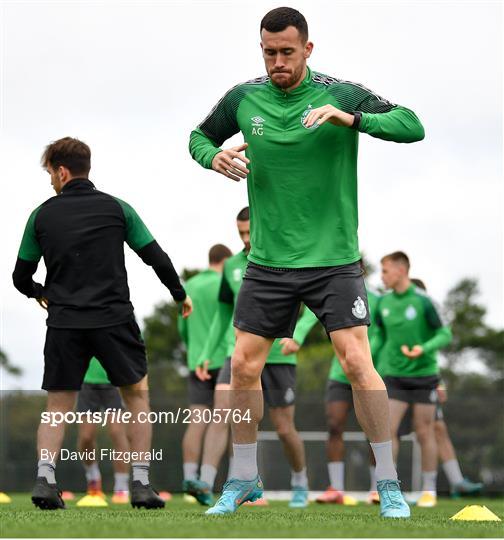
114, 198, 154, 251
18, 206, 43, 262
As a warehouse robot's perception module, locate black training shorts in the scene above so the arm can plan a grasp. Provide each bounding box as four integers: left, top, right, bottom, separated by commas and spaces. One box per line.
187, 368, 221, 407
76, 383, 124, 413
42, 319, 147, 391
325, 380, 353, 404
384, 375, 440, 405
234, 261, 369, 338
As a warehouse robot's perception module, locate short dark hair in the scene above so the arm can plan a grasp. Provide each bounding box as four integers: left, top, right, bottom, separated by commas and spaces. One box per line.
41, 137, 91, 177
209, 244, 232, 265
381, 251, 410, 271
411, 278, 427, 291
260, 7, 308, 42
236, 207, 250, 221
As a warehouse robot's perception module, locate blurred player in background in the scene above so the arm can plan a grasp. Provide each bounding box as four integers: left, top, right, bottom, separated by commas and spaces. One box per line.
76, 357, 130, 504
190, 6, 424, 517
12, 137, 191, 510
195, 207, 318, 509
178, 244, 232, 502
377, 252, 452, 508
409, 278, 483, 499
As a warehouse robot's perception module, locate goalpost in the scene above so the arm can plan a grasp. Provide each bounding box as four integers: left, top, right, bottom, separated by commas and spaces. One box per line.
257, 430, 422, 496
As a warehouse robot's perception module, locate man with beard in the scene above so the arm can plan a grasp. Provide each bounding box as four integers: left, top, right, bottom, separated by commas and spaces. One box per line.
189, 7, 424, 517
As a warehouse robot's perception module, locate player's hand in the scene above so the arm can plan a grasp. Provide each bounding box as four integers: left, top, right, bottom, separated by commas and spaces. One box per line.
303, 104, 354, 129
279, 337, 300, 355
179, 296, 193, 318
195, 360, 212, 381
36, 297, 49, 310
436, 385, 448, 404
401, 344, 424, 358
211, 143, 250, 182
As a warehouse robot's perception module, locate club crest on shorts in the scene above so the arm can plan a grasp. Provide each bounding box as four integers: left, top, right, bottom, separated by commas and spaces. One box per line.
352, 296, 367, 319
284, 387, 295, 404
301, 104, 320, 130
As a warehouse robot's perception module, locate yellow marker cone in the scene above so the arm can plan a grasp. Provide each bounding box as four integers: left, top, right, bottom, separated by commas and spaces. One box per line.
0, 492, 12, 503
343, 494, 358, 506
76, 494, 109, 507
450, 505, 501, 521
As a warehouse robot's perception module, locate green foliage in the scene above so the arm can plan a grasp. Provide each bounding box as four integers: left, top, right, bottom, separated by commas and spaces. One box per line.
443, 278, 503, 378
0, 348, 22, 376
444, 279, 487, 352
143, 301, 183, 366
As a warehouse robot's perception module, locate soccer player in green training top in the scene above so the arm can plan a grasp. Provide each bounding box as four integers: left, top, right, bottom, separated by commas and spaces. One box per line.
76, 357, 130, 504
12, 137, 192, 510
178, 244, 232, 502
189, 7, 424, 517
194, 207, 318, 509
377, 252, 452, 508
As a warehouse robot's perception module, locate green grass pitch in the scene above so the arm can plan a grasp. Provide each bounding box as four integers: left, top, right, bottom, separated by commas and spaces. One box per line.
1, 495, 503, 538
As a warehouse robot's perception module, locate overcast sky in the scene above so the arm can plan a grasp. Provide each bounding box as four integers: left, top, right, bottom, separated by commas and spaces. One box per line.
0, 0, 502, 390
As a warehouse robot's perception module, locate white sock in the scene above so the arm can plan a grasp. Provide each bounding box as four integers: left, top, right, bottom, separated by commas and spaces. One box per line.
232, 443, 258, 481
114, 472, 129, 492
84, 462, 101, 483
291, 467, 308, 489
422, 470, 437, 493
200, 464, 218, 487
132, 462, 150, 486
37, 460, 56, 484
369, 441, 398, 481
183, 462, 198, 481
328, 461, 345, 491
369, 465, 377, 492
442, 459, 464, 487
227, 456, 235, 480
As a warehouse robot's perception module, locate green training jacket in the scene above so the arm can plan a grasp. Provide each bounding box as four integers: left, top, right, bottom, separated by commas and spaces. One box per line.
190, 67, 424, 269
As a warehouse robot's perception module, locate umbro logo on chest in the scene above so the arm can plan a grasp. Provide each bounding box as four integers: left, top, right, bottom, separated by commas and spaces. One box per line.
251, 116, 265, 136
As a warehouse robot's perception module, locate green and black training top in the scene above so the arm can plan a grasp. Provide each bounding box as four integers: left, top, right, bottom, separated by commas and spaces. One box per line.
13, 178, 186, 329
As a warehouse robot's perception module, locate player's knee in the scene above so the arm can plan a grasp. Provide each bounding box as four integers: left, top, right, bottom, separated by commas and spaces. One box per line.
341, 352, 368, 385
275, 419, 295, 440
231, 352, 261, 386
327, 418, 344, 439
78, 435, 94, 450
415, 422, 434, 442
434, 420, 447, 439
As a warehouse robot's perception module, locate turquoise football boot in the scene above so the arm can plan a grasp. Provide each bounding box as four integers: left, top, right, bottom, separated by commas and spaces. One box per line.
205, 476, 263, 515
182, 479, 213, 506
289, 486, 309, 508
451, 478, 483, 498
377, 479, 411, 518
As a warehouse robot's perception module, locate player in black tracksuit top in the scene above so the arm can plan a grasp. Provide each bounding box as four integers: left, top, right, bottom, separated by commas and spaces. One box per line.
12, 137, 192, 510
